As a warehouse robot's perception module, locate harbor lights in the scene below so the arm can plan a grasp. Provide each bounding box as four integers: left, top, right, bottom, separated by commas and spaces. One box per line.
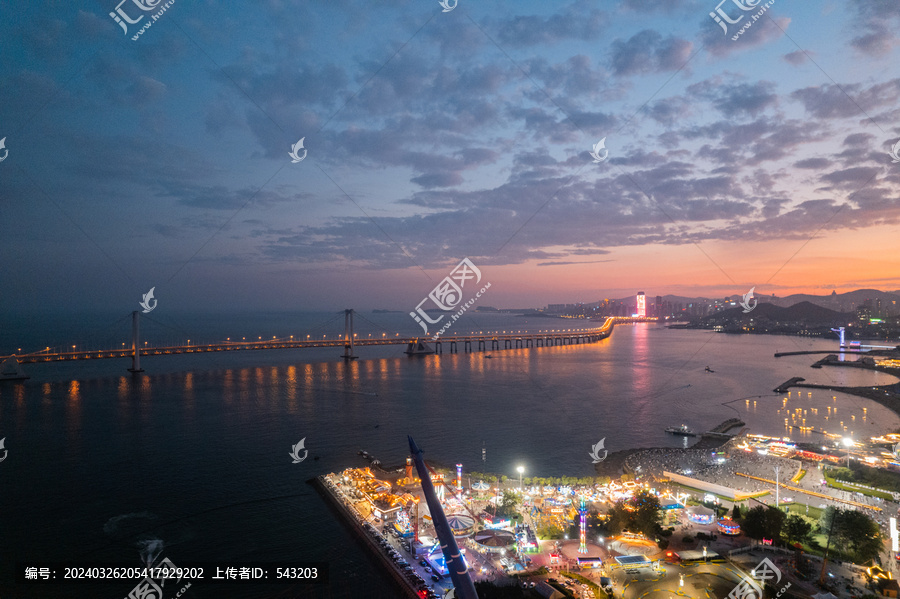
517, 465, 524, 490
843, 437, 853, 467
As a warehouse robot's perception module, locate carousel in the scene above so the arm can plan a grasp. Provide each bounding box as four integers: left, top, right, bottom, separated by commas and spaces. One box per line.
472, 529, 517, 554
446, 514, 476, 538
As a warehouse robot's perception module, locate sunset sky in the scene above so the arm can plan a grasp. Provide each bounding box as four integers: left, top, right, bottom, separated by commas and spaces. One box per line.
1, 0, 899, 313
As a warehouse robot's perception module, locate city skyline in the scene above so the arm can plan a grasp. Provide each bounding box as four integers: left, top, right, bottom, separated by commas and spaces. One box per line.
2, 1, 899, 315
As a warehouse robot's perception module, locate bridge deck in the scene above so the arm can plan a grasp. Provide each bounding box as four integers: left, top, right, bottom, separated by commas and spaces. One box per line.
8, 317, 656, 364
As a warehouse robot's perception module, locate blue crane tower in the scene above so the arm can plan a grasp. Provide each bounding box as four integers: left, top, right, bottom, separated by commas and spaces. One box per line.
408, 435, 479, 599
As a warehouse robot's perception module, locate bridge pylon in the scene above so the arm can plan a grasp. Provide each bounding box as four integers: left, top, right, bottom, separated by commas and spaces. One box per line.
128, 310, 144, 373
342, 309, 358, 361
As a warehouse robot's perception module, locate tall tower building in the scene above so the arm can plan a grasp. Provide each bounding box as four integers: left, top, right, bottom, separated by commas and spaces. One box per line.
636, 291, 646, 317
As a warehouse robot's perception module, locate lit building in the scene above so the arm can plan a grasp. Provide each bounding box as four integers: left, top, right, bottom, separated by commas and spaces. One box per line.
636, 292, 646, 318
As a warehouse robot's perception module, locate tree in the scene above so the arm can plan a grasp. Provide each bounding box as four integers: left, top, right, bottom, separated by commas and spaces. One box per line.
819, 507, 882, 563
840, 510, 882, 563
631, 491, 662, 537
536, 524, 565, 540
764, 507, 786, 541
604, 501, 628, 536
742, 506, 784, 542
603, 491, 662, 538
501, 490, 520, 515
782, 514, 812, 545
732, 505, 742, 520
500, 475, 508, 483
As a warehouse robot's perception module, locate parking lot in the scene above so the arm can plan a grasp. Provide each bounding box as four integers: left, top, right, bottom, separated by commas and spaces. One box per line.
380, 524, 448, 598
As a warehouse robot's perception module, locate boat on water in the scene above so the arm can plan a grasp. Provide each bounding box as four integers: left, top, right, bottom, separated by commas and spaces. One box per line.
665, 424, 697, 437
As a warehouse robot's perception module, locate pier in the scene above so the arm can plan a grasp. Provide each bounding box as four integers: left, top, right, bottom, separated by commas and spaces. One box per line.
773, 377, 806, 393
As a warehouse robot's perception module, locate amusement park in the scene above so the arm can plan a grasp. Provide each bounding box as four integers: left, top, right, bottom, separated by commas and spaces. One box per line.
315, 429, 900, 599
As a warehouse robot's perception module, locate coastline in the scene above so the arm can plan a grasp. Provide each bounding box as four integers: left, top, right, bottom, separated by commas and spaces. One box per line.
600, 352, 900, 480
778, 352, 900, 418
592, 426, 736, 478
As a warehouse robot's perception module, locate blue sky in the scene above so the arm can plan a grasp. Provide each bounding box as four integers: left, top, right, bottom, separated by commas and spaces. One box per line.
1, 0, 899, 313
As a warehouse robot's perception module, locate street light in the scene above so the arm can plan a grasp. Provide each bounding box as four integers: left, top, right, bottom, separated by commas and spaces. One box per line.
843, 437, 853, 467
773, 465, 780, 508
517, 465, 524, 490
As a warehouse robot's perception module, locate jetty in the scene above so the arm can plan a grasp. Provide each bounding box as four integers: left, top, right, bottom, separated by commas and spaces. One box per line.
773, 377, 805, 393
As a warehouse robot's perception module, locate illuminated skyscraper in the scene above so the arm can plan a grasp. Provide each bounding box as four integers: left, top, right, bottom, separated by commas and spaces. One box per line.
636, 292, 646, 318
